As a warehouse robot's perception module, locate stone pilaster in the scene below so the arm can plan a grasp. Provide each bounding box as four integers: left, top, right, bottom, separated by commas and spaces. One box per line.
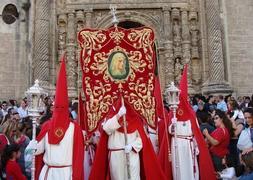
76, 10, 85, 92
33, 0, 50, 88
189, 10, 201, 90
85, 9, 92, 28
58, 14, 67, 60
162, 6, 174, 87
202, 0, 232, 95
66, 11, 77, 98
181, 9, 195, 94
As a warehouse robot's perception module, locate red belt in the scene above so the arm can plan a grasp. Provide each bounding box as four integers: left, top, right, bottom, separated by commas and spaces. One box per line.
44, 163, 71, 180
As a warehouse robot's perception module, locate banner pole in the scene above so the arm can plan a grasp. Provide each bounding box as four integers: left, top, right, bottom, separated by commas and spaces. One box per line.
121, 96, 131, 180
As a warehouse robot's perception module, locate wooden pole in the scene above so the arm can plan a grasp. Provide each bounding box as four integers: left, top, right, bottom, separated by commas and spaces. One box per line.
121, 96, 131, 180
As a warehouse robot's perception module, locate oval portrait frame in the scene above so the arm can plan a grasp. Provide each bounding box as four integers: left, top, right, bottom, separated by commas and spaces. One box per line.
108, 51, 130, 80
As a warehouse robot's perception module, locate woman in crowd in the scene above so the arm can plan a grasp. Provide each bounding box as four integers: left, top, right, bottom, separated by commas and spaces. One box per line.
239, 151, 253, 180
237, 108, 253, 155
0, 120, 17, 152
203, 109, 234, 172
227, 100, 245, 170
14, 122, 30, 177
1, 144, 26, 180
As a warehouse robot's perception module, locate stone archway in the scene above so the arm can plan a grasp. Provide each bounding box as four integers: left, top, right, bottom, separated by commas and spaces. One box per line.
95, 11, 162, 43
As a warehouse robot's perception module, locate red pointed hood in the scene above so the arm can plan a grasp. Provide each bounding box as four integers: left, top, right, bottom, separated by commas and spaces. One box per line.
173, 65, 217, 179
175, 64, 194, 121
48, 53, 70, 144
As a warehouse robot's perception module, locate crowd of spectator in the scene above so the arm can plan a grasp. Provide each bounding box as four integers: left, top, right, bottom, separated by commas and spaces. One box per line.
0, 97, 78, 179
192, 94, 253, 179
0, 94, 253, 179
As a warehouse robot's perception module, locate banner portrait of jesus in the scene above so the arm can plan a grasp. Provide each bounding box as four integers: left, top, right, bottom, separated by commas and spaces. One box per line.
108, 51, 129, 80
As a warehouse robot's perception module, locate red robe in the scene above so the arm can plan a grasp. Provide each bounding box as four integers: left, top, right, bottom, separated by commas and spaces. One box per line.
35, 120, 84, 180
89, 99, 166, 180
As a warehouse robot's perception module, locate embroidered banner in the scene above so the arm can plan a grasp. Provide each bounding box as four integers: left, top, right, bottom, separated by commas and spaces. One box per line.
78, 26, 156, 134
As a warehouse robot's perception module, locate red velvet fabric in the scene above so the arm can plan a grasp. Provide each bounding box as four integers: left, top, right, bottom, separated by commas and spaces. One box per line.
78, 26, 157, 135
35, 121, 84, 180
154, 76, 164, 120
78, 92, 88, 132
89, 98, 166, 180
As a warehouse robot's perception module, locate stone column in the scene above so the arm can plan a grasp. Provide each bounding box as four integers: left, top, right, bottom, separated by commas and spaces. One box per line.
85, 9, 92, 28
17, 0, 30, 97
58, 14, 67, 59
33, 0, 50, 88
76, 10, 85, 92
162, 6, 174, 87
66, 11, 77, 98
202, 0, 232, 94
48, 0, 57, 94
189, 10, 201, 90
171, 8, 183, 85
181, 9, 195, 94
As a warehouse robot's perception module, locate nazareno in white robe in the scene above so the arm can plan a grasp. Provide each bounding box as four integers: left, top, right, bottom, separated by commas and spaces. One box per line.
169, 120, 199, 180
103, 115, 143, 180
35, 122, 74, 180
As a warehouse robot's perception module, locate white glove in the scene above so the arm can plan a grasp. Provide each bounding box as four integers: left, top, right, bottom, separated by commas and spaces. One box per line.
27, 140, 38, 151
117, 105, 126, 118
124, 144, 132, 153
220, 167, 235, 179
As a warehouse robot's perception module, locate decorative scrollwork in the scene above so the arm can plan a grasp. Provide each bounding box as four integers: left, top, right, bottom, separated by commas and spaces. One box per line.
109, 28, 125, 45
78, 27, 156, 133
80, 30, 107, 51
127, 28, 154, 69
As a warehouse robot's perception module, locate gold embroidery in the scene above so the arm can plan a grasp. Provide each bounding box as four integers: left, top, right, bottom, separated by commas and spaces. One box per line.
109, 27, 125, 45
177, 109, 184, 116
78, 27, 156, 132
55, 128, 64, 138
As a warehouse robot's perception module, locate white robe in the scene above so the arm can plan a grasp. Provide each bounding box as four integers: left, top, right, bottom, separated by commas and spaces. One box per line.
35, 122, 74, 180
169, 120, 199, 180
147, 126, 159, 154
83, 131, 97, 180
103, 116, 143, 180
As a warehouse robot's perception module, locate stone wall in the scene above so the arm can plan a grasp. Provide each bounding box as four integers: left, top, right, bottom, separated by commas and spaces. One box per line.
0, 0, 252, 100
225, 0, 253, 97
0, 0, 28, 100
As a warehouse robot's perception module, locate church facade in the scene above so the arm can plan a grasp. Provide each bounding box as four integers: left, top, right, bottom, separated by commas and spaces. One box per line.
0, 0, 252, 100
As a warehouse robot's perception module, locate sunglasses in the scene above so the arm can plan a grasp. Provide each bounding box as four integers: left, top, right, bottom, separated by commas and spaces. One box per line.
214, 116, 220, 120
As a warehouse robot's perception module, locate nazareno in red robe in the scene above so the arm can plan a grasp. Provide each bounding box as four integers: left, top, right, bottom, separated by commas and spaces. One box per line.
89, 98, 166, 180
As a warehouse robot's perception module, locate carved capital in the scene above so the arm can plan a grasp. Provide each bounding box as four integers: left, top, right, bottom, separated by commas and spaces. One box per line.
162, 5, 171, 12
171, 8, 180, 21
189, 11, 198, 21
76, 10, 84, 23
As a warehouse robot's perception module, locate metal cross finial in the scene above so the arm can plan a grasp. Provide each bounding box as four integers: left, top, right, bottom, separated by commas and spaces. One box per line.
110, 5, 119, 26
